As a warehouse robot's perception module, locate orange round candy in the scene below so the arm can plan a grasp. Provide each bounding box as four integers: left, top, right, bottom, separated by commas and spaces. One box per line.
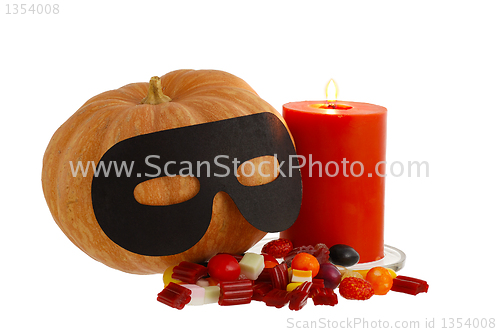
365, 267, 393, 295
291, 252, 320, 277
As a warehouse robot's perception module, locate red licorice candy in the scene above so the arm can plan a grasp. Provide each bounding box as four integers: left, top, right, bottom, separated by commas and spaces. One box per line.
157, 282, 192, 310
263, 288, 291, 308
309, 278, 325, 298
391, 275, 429, 295
312, 288, 338, 306
255, 268, 272, 283
252, 282, 274, 301
172, 261, 208, 284
269, 262, 289, 290
289, 281, 312, 311
218, 279, 254, 306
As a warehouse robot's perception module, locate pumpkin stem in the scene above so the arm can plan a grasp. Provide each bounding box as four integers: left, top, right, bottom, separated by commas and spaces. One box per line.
140, 76, 172, 105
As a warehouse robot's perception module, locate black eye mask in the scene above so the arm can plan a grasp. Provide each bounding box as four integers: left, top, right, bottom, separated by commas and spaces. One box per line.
91, 112, 302, 256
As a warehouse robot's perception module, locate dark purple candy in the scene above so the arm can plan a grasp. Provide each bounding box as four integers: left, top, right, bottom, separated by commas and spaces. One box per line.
315, 263, 342, 289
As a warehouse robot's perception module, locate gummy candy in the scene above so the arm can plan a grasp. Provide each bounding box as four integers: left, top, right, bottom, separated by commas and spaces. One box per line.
172, 261, 208, 284
218, 279, 253, 306
255, 268, 272, 283
196, 278, 210, 287
239, 253, 265, 280
312, 288, 338, 306
269, 262, 289, 290
163, 265, 182, 287
309, 278, 325, 297
291, 269, 312, 283
261, 238, 293, 258
390, 275, 429, 295
196, 277, 219, 287
252, 282, 273, 301
157, 246, 424, 310
286, 282, 302, 292
289, 281, 312, 311
312, 243, 331, 264
204, 286, 221, 304
157, 282, 192, 309
180, 284, 205, 305
284, 243, 330, 267
263, 288, 291, 308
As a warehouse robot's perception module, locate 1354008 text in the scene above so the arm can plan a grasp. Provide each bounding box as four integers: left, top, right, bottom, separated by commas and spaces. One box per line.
5, 4, 59, 14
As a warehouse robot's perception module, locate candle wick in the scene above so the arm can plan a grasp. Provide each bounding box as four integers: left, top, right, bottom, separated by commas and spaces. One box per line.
327, 102, 336, 109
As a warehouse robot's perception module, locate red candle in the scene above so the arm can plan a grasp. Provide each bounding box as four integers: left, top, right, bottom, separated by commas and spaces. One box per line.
280, 84, 387, 263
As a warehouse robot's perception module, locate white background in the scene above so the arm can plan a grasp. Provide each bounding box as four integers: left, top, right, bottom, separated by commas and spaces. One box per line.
2, 1, 499, 330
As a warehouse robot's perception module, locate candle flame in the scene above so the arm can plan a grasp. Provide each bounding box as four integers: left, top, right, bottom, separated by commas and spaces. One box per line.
326, 79, 338, 104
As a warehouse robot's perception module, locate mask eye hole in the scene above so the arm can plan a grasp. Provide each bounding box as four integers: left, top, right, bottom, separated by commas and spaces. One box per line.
134, 176, 200, 206
237, 155, 279, 187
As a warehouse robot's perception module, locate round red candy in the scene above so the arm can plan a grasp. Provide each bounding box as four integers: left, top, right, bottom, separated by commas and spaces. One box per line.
207, 254, 241, 281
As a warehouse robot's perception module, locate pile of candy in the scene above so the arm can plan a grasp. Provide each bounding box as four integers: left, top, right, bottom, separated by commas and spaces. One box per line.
157, 239, 428, 310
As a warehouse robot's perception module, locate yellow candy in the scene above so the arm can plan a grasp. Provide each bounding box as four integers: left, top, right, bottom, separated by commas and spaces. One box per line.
163, 265, 182, 287
386, 268, 397, 278
286, 282, 302, 292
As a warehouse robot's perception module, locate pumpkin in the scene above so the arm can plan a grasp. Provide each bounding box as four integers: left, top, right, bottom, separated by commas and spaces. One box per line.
42, 69, 287, 274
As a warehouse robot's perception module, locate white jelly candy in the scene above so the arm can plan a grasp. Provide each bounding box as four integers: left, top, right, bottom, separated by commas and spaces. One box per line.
239, 253, 265, 280
180, 284, 205, 306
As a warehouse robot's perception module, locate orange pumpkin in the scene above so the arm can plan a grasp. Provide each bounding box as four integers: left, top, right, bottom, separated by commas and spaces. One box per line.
42, 69, 287, 274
